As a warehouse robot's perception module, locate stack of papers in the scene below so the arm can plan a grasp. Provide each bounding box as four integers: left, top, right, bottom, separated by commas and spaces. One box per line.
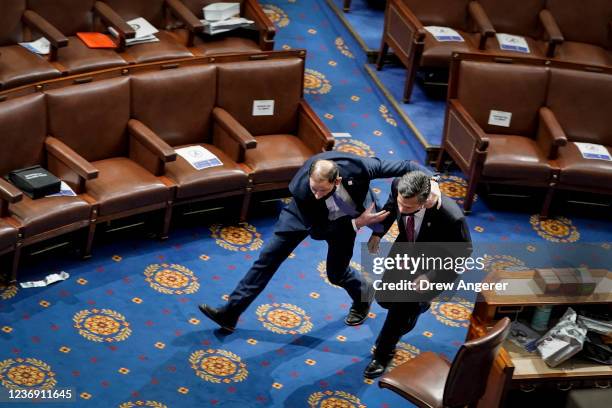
18, 37, 50, 55
175, 145, 223, 170
109, 17, 159, 46
200, 17, 254, 35
46, 181, 77, 197
575, 142, 612, 161
497, 33, 530, 53
424, 26, 464, 42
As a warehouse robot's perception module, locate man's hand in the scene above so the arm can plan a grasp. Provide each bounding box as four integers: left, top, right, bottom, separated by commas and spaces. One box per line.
354, 203, 389, 230
367, 234, 381, 254
425, 180, 441, 209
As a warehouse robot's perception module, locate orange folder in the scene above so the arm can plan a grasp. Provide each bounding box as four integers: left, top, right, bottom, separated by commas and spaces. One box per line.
77, 32, 117, 49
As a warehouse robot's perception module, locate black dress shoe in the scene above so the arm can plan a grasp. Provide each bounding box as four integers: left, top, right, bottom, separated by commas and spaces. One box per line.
363, 353, 394, 379
344, 302, 370, 326
198, 304, 236, 332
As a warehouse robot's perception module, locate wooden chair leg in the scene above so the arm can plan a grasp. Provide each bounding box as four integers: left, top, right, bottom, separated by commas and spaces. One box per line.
343, 0, 352, 12
10, 244, 21, 284
540, 184, 555, 220
82, 223, 96, 259
403, 65, 418, 103
160, 203, 172, 240
240, 188, 252, 222
435, 148, 447, 172
376, 41, 389, 70
464, 171, 480, 214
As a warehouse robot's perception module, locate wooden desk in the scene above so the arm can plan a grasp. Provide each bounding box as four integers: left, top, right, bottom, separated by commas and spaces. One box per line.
468, 269, 612, 407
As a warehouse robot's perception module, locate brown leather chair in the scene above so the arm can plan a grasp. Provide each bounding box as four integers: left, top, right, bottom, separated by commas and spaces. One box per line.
0, 184, 21, 282
172, 0, 275, 56
546, 67, 612, 198
100, 0, 195, 64
0, 93, 95, 281
437, 58, 563, 217
215, 58, 334, 194
45, 77, 176, 248
376, 0, 483, 102
379, 317, 510, 408
474, 0, 550, 59
545, 0, 612, 67
130, 65, 252, 219
26, 0, 131, 74
0, 0, 61, 89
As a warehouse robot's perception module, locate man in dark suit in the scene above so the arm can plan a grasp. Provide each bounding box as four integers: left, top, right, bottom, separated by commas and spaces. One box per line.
198, 151, 440, 332
364, 171, 471, 378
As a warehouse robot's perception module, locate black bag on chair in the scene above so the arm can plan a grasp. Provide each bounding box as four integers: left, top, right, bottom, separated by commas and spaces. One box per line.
8, 165, 61, 199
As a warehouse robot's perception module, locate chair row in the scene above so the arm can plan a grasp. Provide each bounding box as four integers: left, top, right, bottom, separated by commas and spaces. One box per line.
0, 51, 334, 282
377, 0, 612, 102
0, 0, 275, 90
437, 53, 612, 217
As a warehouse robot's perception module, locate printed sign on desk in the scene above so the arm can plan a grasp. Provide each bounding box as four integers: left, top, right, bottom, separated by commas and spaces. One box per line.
574, 142, 612, 161
424, 26, 464, 42
497, 33, 530, 53
488, 110, 512, 127
252, 100, 275, 116
175, 145, 223, 170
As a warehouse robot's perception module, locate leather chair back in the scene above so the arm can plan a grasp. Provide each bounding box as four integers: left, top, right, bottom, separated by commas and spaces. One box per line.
546, 0, 612, 48
102, 0, 166, 28
547, 68, 612, 145
27, 0, 95, 35
477, 0, 546, 38
46, 77, 131, 162
216, 58, 303, 136
131, 65, 217, 146
0, 0, 26, 45
181, 0, 242, 19
401, 0, 470, 31
0, 93, 47, 176
443, 317, 510, 407
456, 60, 548, 136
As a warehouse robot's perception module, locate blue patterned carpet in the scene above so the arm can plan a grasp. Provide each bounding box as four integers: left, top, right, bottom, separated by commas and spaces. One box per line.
1, 1, 611, 407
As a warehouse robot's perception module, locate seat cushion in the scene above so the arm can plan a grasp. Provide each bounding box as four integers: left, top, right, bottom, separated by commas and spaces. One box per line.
244, 135, 314, 185
123, 31, 193, 64
0, 45, 61, 90
0, 219, 18, 252
172, 28, 261, 56
421, 30, 479, 68
553, 41, 612, 67
87, 157, 170, 217
166, 143, 248, 200
9, 195, 91, 239
556, 142, 612, 189
482, 135, 553, 181
55, 36, 128, 75
380, 351, 450, 408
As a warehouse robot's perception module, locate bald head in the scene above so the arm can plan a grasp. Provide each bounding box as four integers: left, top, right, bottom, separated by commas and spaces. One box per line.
308, 159, 341, 200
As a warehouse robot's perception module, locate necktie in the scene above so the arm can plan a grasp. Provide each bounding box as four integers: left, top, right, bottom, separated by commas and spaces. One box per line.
332, 192, 359, 218
405, 214, 415, 242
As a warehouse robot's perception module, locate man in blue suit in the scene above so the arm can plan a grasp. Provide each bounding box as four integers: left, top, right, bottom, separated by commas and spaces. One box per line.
198, 151, 439, 332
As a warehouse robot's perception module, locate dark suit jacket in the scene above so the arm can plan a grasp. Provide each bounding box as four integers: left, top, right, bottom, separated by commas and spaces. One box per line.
277, 152, 431, 239
374, 178, 472, 305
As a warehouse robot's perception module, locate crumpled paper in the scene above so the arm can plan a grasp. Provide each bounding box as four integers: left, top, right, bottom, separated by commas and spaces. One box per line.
20, 271, 70, 288
536, 308, 587, 367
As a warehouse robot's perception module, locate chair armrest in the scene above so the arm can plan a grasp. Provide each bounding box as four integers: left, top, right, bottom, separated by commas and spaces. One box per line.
468, 1, 496, 50
0, 179, 23, 204
128, 119, 177, 163
22, 10, 68, 49
297, 101, 335, 152
211, 107, 257, 163
539, 9, 563, 57
244, 0, 276, 50
45, 136, 99, 180
166, 0, 204, 33
448, 99, 490, 150
537, 107, 567, 159
94, 1, 136, 41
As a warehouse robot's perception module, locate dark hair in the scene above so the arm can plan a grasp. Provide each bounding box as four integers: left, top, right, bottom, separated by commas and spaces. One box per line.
308, 160, 339, 183
397, 171, 430, 204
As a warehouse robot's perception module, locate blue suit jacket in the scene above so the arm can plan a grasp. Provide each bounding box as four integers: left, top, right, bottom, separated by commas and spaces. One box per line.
277, 152, 432, 239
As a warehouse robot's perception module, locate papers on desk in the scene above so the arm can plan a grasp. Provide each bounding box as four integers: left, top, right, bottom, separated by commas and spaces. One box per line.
175, 145, 223, 170
109, 17, 159, 46
18, 37, 50, 55
20, 271, 70, 288
574, 142, 612, 161
46, 181, 77, 197
497, 33, 530, 53
424, 26, 464, 42
200, 17, 255, 35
